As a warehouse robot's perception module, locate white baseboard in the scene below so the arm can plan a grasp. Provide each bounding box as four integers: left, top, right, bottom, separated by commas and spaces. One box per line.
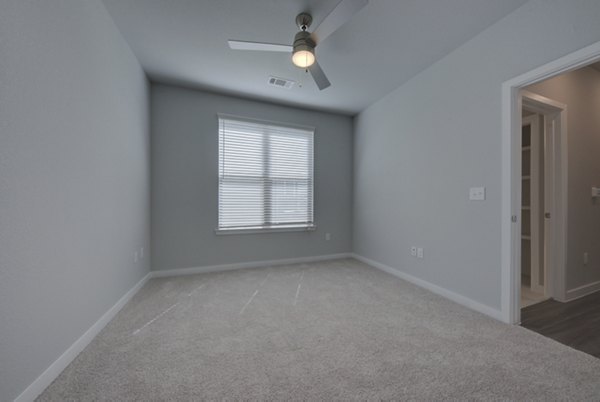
351, 253, 504, 321
151, 253, 353, 278
15, 272, 152, 402
566, 280, 600, 302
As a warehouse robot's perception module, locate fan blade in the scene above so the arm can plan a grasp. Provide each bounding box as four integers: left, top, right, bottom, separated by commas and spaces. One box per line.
228, 40, 292, 52
309, 61, 331, 90
311, 0, 368, 44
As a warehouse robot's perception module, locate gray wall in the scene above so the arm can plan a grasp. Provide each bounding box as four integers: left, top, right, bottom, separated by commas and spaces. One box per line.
0, 1, 150, 400
526, 67, 600, 290
353, 0, 600, 312
151, 84, 353, 271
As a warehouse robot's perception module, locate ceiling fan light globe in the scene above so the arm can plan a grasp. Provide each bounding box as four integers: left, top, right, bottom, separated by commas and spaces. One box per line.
292, 49, 315, 68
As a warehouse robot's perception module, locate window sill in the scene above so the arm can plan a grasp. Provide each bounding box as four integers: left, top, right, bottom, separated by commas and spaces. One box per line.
215, 224, 316, 236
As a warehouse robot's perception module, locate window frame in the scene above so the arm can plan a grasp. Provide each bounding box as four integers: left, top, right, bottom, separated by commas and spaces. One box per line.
215, 114, 316, 235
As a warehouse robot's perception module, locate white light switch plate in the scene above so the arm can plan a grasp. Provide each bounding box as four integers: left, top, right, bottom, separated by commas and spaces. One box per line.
469, 187, 486, 201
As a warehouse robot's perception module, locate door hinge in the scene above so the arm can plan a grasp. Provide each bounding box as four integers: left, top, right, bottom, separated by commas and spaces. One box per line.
511, 215, 518, 223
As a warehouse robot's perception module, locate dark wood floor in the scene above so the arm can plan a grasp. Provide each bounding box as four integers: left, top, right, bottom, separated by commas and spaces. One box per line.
521, 291, 600, 358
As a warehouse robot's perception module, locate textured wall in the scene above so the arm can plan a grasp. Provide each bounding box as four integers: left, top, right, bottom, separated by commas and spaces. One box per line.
151, 84, 353, 271
526, 67, 600, 290
353, 0, 600, 312
0, 1, 150, 400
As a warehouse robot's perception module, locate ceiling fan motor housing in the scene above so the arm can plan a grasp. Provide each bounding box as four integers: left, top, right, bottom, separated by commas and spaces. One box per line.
295, 12, 313, 31
293, 30, 315, 54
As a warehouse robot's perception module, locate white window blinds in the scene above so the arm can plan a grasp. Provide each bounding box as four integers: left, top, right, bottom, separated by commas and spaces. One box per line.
218, 115, 314, 231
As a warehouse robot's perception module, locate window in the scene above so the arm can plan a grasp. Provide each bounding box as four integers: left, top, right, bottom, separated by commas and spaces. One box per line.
217, 115, 314, 233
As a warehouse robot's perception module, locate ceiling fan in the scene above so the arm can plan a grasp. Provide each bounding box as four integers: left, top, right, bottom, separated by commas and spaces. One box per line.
228, 0, 368, 90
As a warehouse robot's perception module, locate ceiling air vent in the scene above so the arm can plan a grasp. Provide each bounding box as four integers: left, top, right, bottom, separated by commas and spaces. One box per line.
268, 76, 295, 89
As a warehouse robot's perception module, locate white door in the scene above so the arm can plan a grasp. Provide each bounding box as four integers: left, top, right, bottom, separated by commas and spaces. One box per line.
521, 114, 544, 295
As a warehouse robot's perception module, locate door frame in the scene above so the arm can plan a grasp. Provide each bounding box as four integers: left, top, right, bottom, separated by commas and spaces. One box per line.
521, 93, 567, 305
501, 41, 600, 324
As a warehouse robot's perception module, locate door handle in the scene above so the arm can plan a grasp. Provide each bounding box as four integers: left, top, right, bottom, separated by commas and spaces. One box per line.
545, 212, 551, 219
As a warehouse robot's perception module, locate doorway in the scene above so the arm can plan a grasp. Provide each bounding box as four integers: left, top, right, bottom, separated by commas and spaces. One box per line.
512, 91, 567, 323
520, 112, 545, 307
507, 60, 600, 358
518, 92, 565, 310
500, 42, 600, 324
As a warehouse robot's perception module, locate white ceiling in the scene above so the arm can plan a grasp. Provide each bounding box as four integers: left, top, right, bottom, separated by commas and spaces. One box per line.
102, 0, 529, 115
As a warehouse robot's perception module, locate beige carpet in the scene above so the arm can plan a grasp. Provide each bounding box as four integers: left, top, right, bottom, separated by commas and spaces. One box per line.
38, 258, 600, 400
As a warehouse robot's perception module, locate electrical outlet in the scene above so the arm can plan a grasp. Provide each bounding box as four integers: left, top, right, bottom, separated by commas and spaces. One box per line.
411, 246, 417, 257
417, 248, 424, 259
325, 233, 332, 241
